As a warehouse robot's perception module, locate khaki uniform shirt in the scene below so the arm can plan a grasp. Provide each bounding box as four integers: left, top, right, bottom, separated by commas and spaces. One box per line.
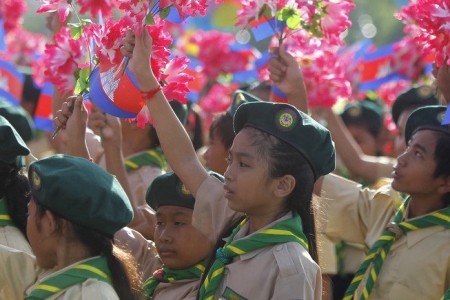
194, 175, 322, 300
321, 173, 450, 300
115, 227, 162, 280
0, 225, 33, 255
0, 246, 119, 299
153, 279, 200, 300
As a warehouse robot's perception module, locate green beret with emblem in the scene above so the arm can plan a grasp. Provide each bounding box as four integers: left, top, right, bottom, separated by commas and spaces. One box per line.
227, 90, 262, 117
146, 172, 195, 210
340, 100, 384, 138
0, 115, 30, 164
0, 99, 34, 142
391, 86, 438, 125
404, 105, 450, 143
169, 101, 188, 126
234, 102, 335, 179
28, 155, 133, 237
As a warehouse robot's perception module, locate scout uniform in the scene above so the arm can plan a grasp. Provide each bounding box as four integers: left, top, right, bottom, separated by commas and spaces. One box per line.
194, 102, 335, 300
142, 172, 207, 300
0, 116, 33, 255
321, 106, 450, 300
0, 154, 134, 299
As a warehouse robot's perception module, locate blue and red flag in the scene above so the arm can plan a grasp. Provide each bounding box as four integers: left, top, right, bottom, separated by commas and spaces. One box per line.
0, 59, 24, 106
249, 16, 285, 42
0, 18, 6, 51
34, 83, 54, 132
442, 105, 450, 125
359, 44, 406, 91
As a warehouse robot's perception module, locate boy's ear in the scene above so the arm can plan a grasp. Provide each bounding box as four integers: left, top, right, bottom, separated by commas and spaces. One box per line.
273, 175, 296, 198
438, 176, 450, 194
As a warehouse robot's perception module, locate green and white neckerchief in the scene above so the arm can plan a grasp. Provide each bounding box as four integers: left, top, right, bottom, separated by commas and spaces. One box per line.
199, 214, 309, 300
344, 198, 450, 300
124, 148, 167, 172
143, 260, 206, 299
26, 256, 112, 300
0, 197, 15, 227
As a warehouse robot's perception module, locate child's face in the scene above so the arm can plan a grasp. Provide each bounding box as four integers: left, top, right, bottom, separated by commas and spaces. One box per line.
203, 131, 228, 175
223, 128, 283, 216
392, 130, 443, 196
154, 206, 212, 269
347, 125, 379, 156
26, 199, 57, 269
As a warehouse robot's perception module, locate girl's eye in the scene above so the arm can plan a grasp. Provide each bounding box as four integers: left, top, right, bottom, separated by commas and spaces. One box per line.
156, 221, 164, 226
174, 222, 185, 226
414, 151, 422, 158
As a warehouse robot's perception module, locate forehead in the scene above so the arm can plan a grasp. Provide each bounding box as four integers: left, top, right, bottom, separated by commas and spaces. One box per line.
410, 129, 440, 149
156, 205, 193, 217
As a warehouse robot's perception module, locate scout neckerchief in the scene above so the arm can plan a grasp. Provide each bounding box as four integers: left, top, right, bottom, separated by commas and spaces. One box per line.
26, 256, 112, 300
198, 213, 309, 300
124, 148, 167, 172
344, 198, 450, 300
0, 197, 15, 227
143, 260, 206, 298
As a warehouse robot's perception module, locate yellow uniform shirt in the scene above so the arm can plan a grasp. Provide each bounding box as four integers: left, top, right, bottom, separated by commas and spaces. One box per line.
194, 175, 322, 300
321, 173, 450, 300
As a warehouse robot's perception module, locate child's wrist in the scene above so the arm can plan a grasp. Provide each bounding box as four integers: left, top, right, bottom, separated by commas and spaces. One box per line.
141, 85, 162, 101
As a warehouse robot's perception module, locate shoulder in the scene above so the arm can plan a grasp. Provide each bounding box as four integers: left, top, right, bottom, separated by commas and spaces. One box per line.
54, 279, 119, 300
0, 226, 34, 255
271, 242, 320, 278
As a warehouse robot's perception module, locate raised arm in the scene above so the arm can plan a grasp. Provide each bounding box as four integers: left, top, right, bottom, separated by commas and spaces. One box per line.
123, 29, 208, 196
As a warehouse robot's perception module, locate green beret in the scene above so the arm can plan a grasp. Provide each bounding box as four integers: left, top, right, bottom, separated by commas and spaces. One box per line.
405, 105, 450, 143
0, 115, 30, 164
227, 90, 262, 117
169, 101, 188, 126
146, 172, 194, 210
0, 99, 35, 142
234, 102, 335, 179
392, 86, 438, 125
28, 155, 133, 237
340, 100, 384, 138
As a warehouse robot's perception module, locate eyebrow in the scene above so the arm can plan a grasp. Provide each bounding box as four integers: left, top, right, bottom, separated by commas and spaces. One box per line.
155, 210, 191, 217
229, 150, 255, 160
413, 143, 428, 154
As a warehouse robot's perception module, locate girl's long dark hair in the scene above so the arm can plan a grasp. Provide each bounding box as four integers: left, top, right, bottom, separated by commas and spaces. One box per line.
36, 202, 143, 300
0, 162, 30, 236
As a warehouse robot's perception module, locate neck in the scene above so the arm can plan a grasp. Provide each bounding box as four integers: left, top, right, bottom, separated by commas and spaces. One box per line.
408, 194, 446, 219
54, 238, 93, 271
247, 210, 287, 234
121, 129, 152, 157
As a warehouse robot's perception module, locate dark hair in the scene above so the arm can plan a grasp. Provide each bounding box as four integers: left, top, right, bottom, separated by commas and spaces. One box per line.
432, 131, 450, 205
209, 113, 234, 150
247, 127, 318, 261
187, 105, 204, 151
0, 162, 30, 236
148, 126, 161, 149
35, 202, 143, 300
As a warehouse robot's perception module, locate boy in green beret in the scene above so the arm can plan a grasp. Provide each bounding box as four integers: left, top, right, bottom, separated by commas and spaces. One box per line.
317, 105, 450, 300
0, 154, 142, 299
0, 115, 33, 255
142, 172, 213, 299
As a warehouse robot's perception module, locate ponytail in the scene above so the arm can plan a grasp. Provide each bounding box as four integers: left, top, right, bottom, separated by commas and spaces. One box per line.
0, 162, 30, 236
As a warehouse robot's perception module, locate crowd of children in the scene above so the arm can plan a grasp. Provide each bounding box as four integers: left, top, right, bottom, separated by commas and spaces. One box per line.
0, 13, 449, 300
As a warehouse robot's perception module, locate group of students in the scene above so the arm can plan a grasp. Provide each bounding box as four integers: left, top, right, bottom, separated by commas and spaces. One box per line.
0, 25, 448, 300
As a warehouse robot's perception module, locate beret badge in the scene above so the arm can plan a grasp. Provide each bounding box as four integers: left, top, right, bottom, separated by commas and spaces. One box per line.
177, 182, 192, 198
31, 169, 41, 191
275, 108, 298, 131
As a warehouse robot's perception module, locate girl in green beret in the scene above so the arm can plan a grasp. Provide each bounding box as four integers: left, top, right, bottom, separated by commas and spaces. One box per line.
119, 28, 336, 300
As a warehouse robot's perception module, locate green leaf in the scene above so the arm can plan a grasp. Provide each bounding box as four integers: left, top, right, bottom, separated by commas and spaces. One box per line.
74, 68, 91, 95
68, 23, 83, 40
145, 14, 155, 25
159, 6, 171, 20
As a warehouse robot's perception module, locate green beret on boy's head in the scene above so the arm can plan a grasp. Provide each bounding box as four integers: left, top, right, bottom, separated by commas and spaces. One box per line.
146, 172, 195, 211
404, 105, 450, 143
28, 155, 133, 237
391, 86, 438, 125
227, 90, 262, 117
340, 100, 384, 138
234, 102, 335, 180
0, 115, 30, 164
0, 99, 34, 142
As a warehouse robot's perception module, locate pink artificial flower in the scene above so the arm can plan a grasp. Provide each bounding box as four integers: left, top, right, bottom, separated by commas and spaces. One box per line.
0, 26, 46, 67
0, 0, 27, 31
77, 0, 117, 20
117, 0, 149, 32
159, 0, 209, 19
396, 0, 450, 67
36, 0, 71, 22
320, 0, 355, 47
161, 55, 194, 104
375, 80, 411, 108
146, 21, 173, 81
40, 27, 88, 94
